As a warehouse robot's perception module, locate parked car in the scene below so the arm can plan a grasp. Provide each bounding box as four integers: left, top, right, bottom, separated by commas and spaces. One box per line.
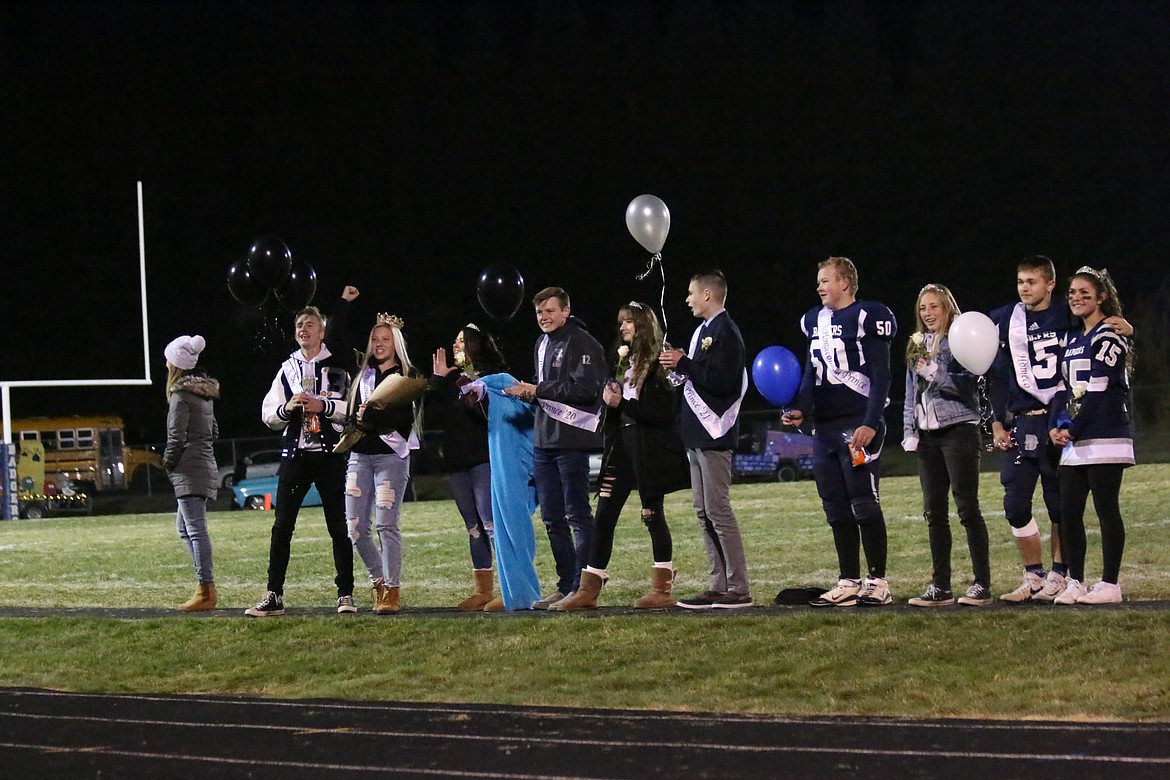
231, 474, 320, 510
218, 449, 284, 489
733, 430, 815, 483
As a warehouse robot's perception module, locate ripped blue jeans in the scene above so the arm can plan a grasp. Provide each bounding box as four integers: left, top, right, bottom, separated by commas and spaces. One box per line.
345, 452, 410, 587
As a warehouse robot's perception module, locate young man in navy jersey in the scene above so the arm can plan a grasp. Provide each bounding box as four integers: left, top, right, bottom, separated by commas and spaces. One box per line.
783, 257, 897, 607
988, 256, 1132, 603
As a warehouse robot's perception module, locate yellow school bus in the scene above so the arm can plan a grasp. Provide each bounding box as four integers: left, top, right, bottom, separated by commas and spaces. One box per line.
10, 415, 162, 492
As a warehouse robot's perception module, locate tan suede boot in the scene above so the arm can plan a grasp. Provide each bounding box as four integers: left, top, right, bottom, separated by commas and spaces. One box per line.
371, 578, 386, 609
178, 582, 218, 612
549, 571, 604, 611
481, 596, 505, 612
634, 567, 676, 609
458, 570, 494, 611
374, 585, 401, 614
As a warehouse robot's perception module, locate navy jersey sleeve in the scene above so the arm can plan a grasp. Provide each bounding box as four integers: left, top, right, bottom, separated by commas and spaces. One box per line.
860, 301, 896, 429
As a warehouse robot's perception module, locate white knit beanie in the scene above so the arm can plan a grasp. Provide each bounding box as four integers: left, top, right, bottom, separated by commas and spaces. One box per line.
164, 335, 206, 370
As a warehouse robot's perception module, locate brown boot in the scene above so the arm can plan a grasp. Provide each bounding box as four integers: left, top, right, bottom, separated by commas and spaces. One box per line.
634, 567, 676, 609
482, 596, 505, 612
178, 582, 217, 612
458, 570, 494, 611
549, 571, 604, 611
370, 578, 386, 609
374, 585, 401, 614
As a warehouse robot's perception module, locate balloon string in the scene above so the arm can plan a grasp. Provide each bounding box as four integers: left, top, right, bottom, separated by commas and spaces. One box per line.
656, 254, 669, 347
635, 252, 660, 281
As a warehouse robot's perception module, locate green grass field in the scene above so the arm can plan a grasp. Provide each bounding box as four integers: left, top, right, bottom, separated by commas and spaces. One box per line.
2, 466, 1168, 720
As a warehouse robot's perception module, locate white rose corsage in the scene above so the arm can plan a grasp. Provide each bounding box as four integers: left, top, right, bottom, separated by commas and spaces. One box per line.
701, 336, 714, 351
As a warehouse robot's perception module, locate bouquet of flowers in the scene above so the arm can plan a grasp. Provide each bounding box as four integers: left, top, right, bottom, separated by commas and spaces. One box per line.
907, 331, 931, 366
1067, 385, 1086, 421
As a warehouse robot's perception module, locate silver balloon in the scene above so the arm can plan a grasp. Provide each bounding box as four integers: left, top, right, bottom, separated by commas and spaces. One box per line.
625, 194, 671, 254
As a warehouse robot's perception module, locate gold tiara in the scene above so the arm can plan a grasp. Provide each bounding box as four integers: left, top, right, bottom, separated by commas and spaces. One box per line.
376, 313, 404, 328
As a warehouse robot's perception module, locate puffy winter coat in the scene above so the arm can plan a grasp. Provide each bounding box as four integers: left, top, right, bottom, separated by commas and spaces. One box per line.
164, 371, 220, 500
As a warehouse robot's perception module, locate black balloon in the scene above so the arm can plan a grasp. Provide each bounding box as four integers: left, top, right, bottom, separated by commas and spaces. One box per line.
226, 259, 269, 307
476, 264, 525, 322
274, 256, 317, 311
246, 235, 293, 288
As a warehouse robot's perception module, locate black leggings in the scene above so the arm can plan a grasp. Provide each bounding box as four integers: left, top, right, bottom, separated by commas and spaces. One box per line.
590, 450, 671, 570
1058, 463, 1126, 584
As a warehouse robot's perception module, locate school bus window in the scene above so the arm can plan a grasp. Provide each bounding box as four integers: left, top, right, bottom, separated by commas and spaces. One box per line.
77, 429, 95, 448
19, 431, 38, 441
41, 431, 57, 449
57, 430, 76, 450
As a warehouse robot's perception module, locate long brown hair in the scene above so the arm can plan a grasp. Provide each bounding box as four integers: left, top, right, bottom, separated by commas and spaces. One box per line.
616, 302, 665, 388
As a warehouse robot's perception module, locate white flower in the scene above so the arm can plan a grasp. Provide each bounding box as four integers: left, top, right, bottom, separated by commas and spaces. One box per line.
701, 336, 714, 351
617, 345, 629, 359
910, 332, 925, 346
453, 350, 466, 366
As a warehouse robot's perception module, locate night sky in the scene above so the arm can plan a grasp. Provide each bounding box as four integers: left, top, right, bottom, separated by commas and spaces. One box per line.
3, 1, 1169, 443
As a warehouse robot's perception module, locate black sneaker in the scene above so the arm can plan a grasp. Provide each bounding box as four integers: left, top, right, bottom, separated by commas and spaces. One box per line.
676, 590, 725, 610
907, 584, 955, 607
244, 590, 284, 617
337, 595, 357, 614
712, 593, 753, 609
957, 583, 993, 606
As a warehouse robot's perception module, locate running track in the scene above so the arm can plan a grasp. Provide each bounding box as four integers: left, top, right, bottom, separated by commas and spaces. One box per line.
2, 687, 1169, 779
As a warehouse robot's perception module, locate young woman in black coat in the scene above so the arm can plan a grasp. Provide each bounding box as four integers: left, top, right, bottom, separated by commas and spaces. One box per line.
551, 302, 690, 610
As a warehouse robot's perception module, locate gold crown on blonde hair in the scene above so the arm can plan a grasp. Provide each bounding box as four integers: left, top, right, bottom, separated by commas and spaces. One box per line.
376, 313, 404, 328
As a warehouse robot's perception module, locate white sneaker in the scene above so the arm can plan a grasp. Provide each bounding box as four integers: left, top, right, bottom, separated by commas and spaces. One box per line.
857, 577, 892, 607
809, 578, 862, 608
1033, 570, 1067, 602
1077, 581, 1122, 605
1055, 578, 1087, 605
1000, 571, 1044, 603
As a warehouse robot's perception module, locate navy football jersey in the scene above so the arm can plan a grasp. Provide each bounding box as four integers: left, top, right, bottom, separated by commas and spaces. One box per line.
988, 301, 1076, 419
797, 300, 896, 427
1054, 322, 1133, 465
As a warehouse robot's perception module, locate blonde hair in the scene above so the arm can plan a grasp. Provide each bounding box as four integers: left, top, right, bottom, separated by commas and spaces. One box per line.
363, 322, 414, 375
819, 257, 859, 296
906, 283, 962, 367
164, 364, 185, 400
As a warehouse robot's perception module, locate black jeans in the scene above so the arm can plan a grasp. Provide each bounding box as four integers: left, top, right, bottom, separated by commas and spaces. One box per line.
591, 445, 670, 570
917, 424, 990, 589
268, 452, 353, 597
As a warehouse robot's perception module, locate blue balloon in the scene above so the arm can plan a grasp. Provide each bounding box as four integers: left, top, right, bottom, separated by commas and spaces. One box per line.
752, 346, 802, 407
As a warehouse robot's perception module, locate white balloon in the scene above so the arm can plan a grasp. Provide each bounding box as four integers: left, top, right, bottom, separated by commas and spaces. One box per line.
625, 194, 670, 254
947, 311, 999, 375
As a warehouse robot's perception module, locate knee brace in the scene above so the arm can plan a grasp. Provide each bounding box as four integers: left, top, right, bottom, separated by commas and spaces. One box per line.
1011, 518, 1040, 538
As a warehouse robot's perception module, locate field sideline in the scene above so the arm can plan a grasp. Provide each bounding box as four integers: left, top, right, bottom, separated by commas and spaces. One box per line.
1, 466, 1168, 720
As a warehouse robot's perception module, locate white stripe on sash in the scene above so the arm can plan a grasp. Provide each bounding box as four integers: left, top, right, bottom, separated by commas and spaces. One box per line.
1009, 303, 1060, 405
358, 368, 418, 457
817, 307, 870, 398
682, 369, 748, 440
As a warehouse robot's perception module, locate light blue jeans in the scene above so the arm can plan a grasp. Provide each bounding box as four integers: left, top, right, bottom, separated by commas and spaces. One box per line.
346, 452, 410, 587
176, 495, 213, 582
448, 462, 494, 570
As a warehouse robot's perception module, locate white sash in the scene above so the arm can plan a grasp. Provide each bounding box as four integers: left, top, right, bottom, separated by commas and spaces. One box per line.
817, 307, 871, 398
683, 369, 748, 440
537, 398, 601, 433
358, 368, 419, 458
534, 334, 601, 432
1008, 303, 1060, 405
